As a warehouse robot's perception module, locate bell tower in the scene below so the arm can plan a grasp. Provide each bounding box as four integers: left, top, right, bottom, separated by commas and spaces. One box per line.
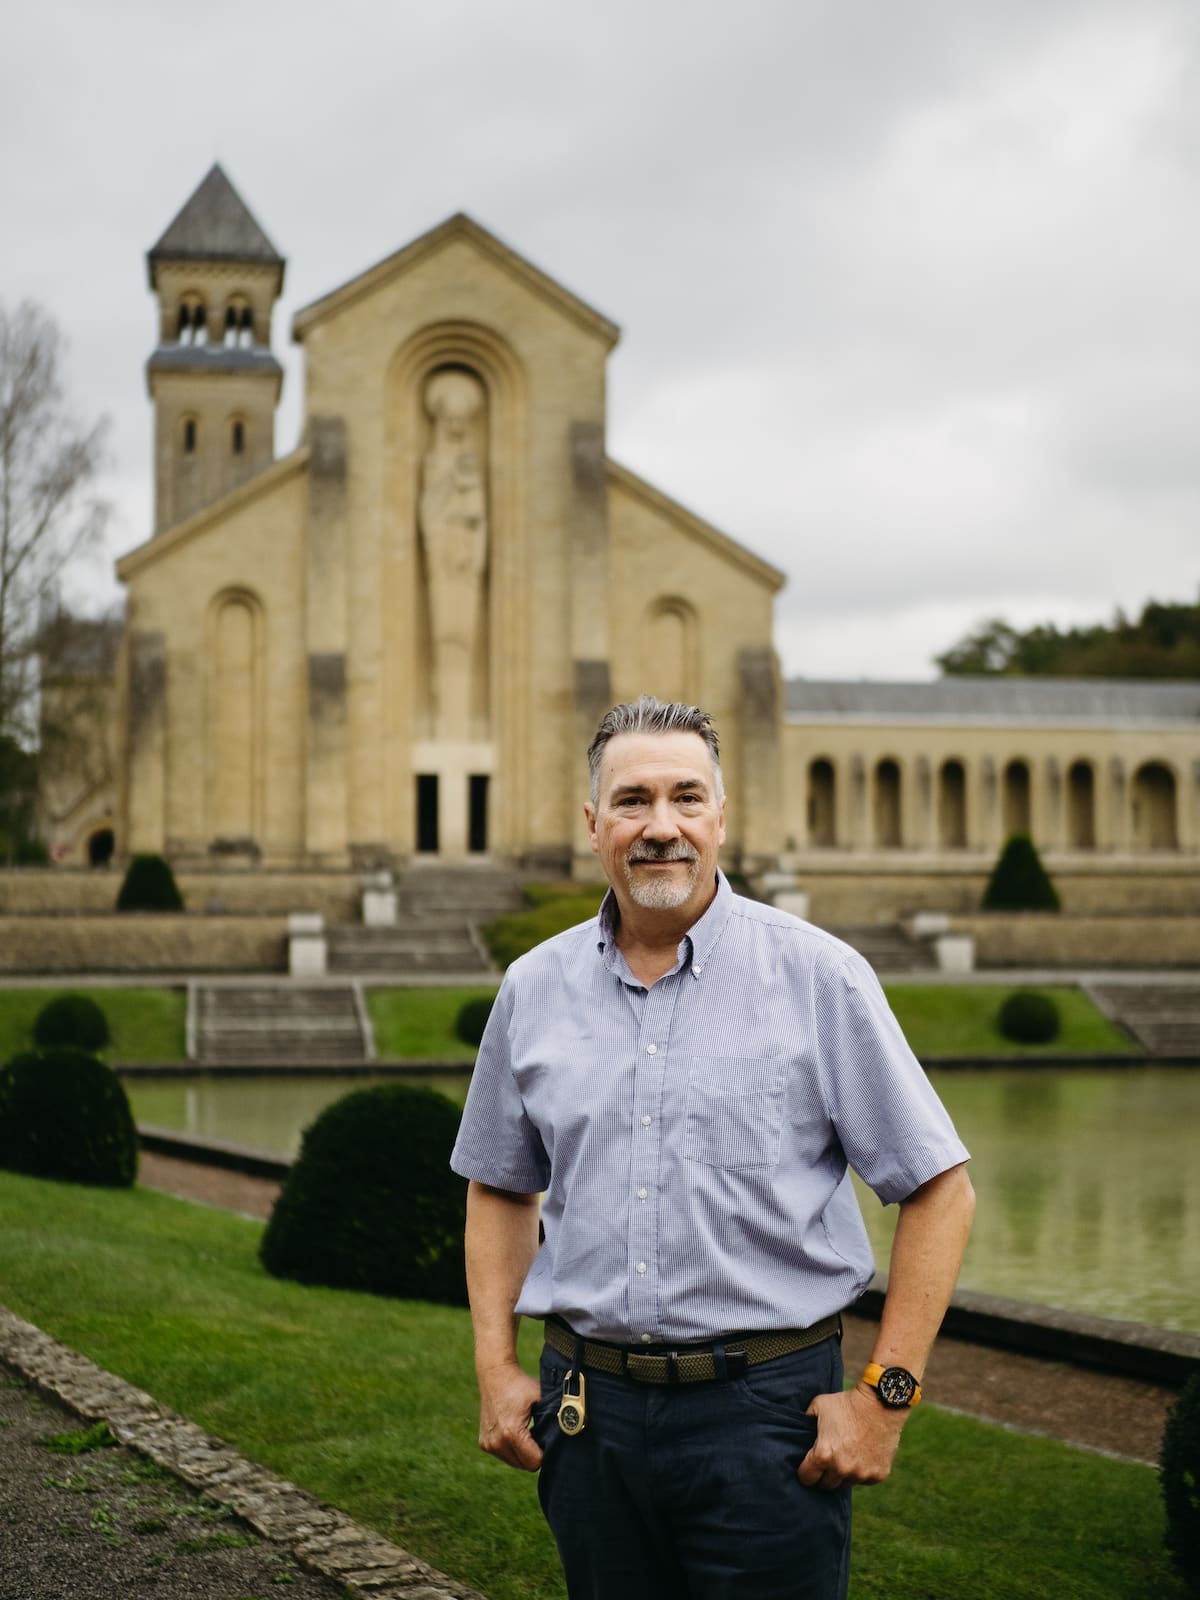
145, 164, 285, 534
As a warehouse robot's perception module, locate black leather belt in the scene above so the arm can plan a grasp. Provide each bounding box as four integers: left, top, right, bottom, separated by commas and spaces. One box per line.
544, 1313, 841, 1386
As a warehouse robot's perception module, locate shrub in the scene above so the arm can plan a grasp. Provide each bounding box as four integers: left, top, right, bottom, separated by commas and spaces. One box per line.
116, 854, 184, 912
997, 990, 1061, 1045
484, 888, 607, 969
0, 1049, 137, 1187
1162, 1374, 1200, 1594
260, 1084, 467, 1304
981, 835, 1060, 912
455, 995, 496, 1046
33, 994, 111, 1053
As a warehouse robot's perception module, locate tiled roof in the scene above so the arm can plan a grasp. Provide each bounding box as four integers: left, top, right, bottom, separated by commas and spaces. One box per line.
785, 677, 1200, 724
148, 164, 283, 268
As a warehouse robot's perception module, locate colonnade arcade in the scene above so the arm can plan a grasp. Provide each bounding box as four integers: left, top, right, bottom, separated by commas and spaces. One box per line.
798, 751, 1198, 854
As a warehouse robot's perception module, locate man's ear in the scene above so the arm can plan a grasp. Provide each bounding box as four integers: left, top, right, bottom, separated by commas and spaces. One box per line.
717, 793, 727, 847
584, 802, 600, 854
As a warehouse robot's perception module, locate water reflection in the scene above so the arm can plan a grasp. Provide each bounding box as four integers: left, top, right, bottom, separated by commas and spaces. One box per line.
126, 1066, 1200, 1333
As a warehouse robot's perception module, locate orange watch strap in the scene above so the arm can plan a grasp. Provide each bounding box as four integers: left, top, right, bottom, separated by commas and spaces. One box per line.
862, 1362, 922, 1406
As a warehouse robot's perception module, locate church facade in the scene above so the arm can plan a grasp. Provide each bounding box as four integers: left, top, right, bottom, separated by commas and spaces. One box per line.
41, 167, 1200, 898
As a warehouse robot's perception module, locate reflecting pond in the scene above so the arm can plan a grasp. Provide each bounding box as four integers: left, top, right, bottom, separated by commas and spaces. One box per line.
125, 1065, 1200, 1334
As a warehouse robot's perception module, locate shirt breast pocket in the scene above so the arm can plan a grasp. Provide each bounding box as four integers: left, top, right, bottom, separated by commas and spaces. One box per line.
684, 1055, 787, 1170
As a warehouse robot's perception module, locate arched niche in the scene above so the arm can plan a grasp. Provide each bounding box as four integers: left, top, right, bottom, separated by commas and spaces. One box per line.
1132, 761, 1178, 850
938, 759, 967, 849
1067, 760, 1096, 849
205, 588, 265, 847
808, 757, 836, 848
873, 757, 902, 848
1002, 758, 1032, 837
641, 597, 699, 705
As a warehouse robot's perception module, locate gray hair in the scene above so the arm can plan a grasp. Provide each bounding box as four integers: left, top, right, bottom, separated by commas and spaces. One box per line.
587, 695, 723, 805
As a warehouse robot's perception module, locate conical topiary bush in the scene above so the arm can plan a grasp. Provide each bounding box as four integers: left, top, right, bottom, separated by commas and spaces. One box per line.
981, 834, 1060, 912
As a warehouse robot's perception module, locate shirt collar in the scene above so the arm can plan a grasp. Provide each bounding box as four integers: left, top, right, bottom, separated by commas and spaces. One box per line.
595, 868, 734, 977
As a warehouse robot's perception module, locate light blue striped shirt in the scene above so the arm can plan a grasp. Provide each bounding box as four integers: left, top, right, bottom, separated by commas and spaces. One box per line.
451, 871, 969, 1345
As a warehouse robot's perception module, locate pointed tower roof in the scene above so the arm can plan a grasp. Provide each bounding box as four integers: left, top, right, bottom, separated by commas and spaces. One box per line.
147, 164, 284, 285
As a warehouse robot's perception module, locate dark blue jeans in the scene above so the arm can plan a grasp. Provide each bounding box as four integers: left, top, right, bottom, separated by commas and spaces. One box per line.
533, 1335, 851, 1600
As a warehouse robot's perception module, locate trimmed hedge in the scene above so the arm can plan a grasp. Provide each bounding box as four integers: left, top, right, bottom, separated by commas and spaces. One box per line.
455, 996, 495, 1046
484, 886, 607, 969
33, 994, 111, 1054
997, 990, 1061, 1045
1162, 1374, 1200, 1594
116, 854, 184, 912
259, 1084, 467, 1304
0, 1049, 137, 1187
981, 835, 1060, 912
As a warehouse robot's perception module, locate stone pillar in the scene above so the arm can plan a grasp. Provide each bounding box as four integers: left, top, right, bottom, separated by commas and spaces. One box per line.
915, 755, 934, 849
1108, 757, 1130, 852
125, 630, 167, 853
849, 754, 867, 850
570, 422, 612, 869
737, 647, 782, 869
1044, 756, 1062, 850
304, 418, 349, 860
980, 756, 999, 852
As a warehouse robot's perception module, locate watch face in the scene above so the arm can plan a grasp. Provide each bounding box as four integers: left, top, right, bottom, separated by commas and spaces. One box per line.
558, 1404, 584, 1435
877, 1367, 917, 1407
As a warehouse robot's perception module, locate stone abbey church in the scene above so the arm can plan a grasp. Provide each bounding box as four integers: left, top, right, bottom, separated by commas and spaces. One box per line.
43, 166, 1200, 906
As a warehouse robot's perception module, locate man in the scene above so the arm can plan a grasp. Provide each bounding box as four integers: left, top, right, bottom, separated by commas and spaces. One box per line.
451, 696, 974, 1600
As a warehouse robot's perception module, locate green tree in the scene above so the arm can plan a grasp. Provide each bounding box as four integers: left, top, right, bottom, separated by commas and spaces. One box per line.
936, 595, 1200, 679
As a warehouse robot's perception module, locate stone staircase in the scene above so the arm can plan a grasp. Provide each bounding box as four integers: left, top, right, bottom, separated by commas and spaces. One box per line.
192, 983, 369, 1065
823, 924, 938, 975
1085, 981, 1200, 1058
326, 864, 524, 976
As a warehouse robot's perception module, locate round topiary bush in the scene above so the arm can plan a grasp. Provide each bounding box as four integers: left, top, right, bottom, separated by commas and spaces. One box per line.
981, 834, 1060, 912
116, 854, 184, 912
997, 989, 1061, 1045
1162, 1374, 1200, 1594
259, 1084, 467, 1304
0, 1050, 137, 1187
33, 994, 111, 1054
455, 995, 496, 1046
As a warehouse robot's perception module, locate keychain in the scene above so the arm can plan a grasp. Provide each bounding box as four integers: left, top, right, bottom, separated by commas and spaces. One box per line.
556, 1369, 587, 1435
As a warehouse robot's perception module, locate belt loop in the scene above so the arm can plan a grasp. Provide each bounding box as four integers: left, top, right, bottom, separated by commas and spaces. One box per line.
711, 1340, 728, 1382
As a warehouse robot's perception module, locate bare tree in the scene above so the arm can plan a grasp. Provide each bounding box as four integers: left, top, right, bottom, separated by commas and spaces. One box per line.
0, 299, 110, 746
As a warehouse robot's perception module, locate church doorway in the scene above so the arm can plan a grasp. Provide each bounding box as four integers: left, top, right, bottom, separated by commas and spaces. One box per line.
468, 775, 489, 853
87, 828, 115, 867
416, 775, 439, 853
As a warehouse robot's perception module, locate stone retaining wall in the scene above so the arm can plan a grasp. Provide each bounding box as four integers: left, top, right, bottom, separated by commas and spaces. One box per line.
0, 915, 287, 973
951, 913, 1200, 968
0, 870, 360, 921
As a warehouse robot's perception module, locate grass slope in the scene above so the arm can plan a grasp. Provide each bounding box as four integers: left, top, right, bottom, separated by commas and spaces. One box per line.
0, 1171, 1181, 1600
0, 988, 186, 1063
886, 984, 1134, 1057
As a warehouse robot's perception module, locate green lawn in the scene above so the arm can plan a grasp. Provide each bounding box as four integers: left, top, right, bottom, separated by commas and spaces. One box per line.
365, 985, 499, 1059
886, 984, 1135, 1057
0, 1170, 1181, 1600
0, 987, 186, 1063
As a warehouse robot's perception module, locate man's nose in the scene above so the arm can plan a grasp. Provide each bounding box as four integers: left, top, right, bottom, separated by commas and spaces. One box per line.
642, 799, 681, 839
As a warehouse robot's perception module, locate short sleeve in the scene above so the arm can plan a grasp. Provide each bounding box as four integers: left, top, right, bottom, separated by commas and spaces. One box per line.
814, 954, 970, 1205
450, 976, 550, 1193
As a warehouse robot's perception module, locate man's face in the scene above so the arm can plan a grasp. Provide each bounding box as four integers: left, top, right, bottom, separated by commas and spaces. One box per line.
585, 731, 726, 917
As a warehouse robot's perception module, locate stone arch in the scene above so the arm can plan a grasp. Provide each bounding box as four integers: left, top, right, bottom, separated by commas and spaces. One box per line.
1132, 761, 1178, 850
87, 825, 115, 867
873, 757, 902, 848
938, 758, 967, 849
1067, 759, 1096, 849
205, 588, 265, 847
384, 321, 528, 853
641, 596, 699, 705
176, 292, 207, 346
1002, 758, 1032, 837
808, 757, 836, 848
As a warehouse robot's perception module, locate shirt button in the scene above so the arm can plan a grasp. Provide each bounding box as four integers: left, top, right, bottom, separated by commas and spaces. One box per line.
646, 1044, 657, 1055
637, 1187, 648, 1200
641, 1333, 652, 1344
641, 1115, 652, 1127
695, 964, 703, 975
636, 1262, 647, 1274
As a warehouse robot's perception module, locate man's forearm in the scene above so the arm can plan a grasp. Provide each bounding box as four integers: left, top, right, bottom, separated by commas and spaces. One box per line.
464, 1179, 542, 1375
869, 1161, 976, 1380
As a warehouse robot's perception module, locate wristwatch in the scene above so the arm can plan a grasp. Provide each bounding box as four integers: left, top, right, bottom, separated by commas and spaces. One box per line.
861, 1363, 922, 1408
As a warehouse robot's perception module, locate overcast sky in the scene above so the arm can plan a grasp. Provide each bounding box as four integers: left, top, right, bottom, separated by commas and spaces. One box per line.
4, 0, 1198, 680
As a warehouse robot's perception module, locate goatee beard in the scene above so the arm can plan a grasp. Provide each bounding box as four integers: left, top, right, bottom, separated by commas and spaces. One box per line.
623, 845, 701, 910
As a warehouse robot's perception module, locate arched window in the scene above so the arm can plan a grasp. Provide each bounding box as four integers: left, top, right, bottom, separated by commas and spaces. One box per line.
231, 418, 245, 455
873, 758, 902, 848
808, 758, 836, 848
1067, 761, 1095, 849
1002, 759, 1032, 837
642, 597, 698, 705
938, 759, 967, 848
224, 297, 255, 349
1133, 762, 1178, 850
181, 416, 198, 454
206, 591, 262, 844
177, 294, 207, 346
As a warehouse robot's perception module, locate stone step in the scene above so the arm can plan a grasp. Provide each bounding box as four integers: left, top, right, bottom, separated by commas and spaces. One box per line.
822, 926, 938, 974
1085, 983, 1200, 1056
192, 983, 368, 1065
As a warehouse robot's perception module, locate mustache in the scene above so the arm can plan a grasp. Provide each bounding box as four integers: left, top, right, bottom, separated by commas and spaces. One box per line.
626, 841, 700, 864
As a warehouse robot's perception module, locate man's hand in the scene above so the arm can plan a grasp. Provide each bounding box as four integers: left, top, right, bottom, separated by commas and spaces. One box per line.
797, 1384, 909, 1490
477, 1361, 545, 1472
